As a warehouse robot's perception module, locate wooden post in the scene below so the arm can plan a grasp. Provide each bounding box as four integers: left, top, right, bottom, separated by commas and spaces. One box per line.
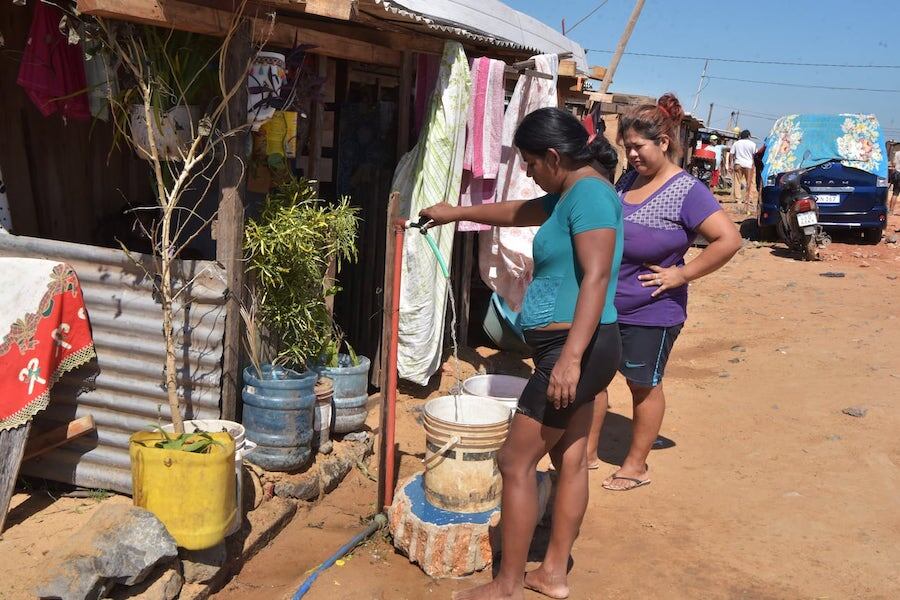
377, 192, 400, 512
216, 19, 251, 422
707, 102, 715, 127
599, 0, 645, 94
0, 424, 30, 532
306, 55, 329, 182
458, 233, 474, 348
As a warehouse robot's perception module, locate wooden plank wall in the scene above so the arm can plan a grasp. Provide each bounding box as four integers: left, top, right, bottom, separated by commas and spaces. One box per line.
0, 3, 155, 245
331, 60, 399, 363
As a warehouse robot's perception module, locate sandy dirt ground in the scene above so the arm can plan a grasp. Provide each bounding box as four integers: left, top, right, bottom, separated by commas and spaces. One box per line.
0, 491, 129, 599
213, 209, 900, 600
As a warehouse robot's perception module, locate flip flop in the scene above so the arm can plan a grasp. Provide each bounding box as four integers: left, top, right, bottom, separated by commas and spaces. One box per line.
602, 475, 651, 491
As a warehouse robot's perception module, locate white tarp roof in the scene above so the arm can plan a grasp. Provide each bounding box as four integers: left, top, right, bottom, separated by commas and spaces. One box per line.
374, 0, 588, 69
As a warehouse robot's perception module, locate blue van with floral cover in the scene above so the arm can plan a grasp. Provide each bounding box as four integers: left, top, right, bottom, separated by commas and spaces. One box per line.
759, 114, 889, 239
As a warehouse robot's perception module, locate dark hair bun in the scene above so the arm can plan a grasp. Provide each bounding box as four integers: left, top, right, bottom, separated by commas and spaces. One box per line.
587, 134, 618, 175
657, 93, 684, 124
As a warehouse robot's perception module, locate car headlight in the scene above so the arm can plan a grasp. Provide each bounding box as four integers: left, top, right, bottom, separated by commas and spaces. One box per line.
876, 176, 888, 187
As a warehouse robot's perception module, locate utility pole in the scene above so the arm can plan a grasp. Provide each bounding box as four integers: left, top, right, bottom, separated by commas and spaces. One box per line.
707, 102, 714, 127
599, 0, 645, 94
689, 59, 709, 114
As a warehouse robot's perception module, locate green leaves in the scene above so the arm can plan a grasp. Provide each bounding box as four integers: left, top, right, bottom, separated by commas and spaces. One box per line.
136, 427, 224, 453
244, 177, 360, 369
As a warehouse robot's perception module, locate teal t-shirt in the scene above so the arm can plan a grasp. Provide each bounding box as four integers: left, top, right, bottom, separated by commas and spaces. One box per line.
519, 177, 623, 330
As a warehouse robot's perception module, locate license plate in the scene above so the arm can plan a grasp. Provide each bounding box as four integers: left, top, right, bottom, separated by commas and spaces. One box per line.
796, 211, 818, 227
815, 194, 841, 204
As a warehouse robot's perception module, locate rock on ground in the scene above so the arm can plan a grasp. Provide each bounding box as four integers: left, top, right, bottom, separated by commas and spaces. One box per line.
180, 543, 227, 585
107, 564, 183, 600
35, 504, 177, 600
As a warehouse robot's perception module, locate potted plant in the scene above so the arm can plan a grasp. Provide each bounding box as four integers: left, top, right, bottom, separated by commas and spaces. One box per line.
321, 339, 371, 435
119, 27, 218, 161
130, 429, 235, 549
74, 9, 260, 548
242, 175, 359, 470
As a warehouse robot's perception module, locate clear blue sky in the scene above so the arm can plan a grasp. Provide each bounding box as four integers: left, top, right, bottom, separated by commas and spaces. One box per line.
506, 0, 900, 140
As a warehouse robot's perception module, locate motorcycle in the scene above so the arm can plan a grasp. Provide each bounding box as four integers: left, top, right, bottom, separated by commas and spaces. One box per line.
690, 146, 717, 187
775, 167, 829, 261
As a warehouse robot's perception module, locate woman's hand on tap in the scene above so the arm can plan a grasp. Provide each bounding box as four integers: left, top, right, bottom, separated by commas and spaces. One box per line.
418, 202, 458, 226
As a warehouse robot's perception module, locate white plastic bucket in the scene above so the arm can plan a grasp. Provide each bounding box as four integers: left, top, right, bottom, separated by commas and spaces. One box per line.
161, 420, 255, 536
462, 374, 528, 413
422, 395, 511, 513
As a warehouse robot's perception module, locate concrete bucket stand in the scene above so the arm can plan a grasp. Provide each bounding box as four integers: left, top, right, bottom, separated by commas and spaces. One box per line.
387, 471, 552, 578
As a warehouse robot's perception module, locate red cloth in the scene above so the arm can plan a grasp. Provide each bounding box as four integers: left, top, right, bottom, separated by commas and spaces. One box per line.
17, 2, 90, 121
581, 113, 596, 137
711, 169, 720, 188
0, 262, 95, 430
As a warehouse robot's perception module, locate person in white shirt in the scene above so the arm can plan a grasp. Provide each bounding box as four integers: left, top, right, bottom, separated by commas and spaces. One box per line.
890, 143, 899, 215
731, 130, 757, 207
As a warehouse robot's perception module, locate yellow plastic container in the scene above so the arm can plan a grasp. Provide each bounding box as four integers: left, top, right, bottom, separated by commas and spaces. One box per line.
129, 430, 236, 550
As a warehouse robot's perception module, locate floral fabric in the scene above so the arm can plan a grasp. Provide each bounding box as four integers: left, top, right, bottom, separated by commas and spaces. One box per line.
0, 259, 96, 430
762, 114, 887, 182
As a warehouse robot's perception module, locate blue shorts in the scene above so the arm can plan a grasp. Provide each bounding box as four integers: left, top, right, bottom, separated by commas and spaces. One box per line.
618, 323, 683, 387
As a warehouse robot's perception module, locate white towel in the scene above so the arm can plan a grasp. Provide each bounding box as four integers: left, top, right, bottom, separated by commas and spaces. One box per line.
478, 54, 559, 310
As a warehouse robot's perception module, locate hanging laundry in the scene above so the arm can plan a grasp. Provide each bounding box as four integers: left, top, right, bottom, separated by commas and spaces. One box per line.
83, 39, 116, 122
16, 1, 90, 121
413, 53, 441, 139
458, 57, 505, 232
393, 42, 471, 385
479, 54, 559, 310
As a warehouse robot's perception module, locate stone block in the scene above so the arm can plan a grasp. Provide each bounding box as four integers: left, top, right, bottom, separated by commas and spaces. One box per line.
387, 471, 553, 579
180, 542, 227, 584
36, 505, 178, 600
108, 565, 183, 600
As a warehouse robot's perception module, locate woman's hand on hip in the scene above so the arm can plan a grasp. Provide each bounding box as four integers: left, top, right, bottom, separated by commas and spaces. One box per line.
639, 264, 688, 297
418, 202, 458, 226
547, 357, 580, 410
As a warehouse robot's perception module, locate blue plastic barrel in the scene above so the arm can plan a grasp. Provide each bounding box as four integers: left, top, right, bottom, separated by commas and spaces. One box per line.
320, 354, 370, 434
242, 365, 316, 472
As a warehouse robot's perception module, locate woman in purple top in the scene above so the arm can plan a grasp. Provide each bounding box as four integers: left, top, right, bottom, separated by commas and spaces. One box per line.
586, 94, 742, 490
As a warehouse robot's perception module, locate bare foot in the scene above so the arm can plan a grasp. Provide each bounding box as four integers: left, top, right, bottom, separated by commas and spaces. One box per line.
524, 566, 569, 599
452, 580, 523, 600
601, 464, 650, 491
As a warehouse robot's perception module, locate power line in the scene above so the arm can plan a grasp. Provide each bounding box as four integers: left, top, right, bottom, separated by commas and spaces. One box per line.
565, 0, 611, 34
707, 75, 900, 93
584, 48, 900, 69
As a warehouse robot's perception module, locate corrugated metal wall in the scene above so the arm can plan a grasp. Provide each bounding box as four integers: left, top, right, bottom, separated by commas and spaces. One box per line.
0, 234, 226, 494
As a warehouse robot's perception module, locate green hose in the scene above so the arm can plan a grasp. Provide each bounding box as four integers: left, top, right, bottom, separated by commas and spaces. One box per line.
422, 230, 450, 279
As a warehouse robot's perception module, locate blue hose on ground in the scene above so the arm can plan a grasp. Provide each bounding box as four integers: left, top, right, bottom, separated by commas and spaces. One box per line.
291, 513, 388, 599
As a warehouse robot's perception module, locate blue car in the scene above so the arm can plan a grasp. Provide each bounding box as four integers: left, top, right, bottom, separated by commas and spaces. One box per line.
758, 114, 889, 241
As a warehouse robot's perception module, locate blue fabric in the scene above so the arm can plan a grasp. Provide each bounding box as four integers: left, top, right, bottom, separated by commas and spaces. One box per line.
762, 114, 888, 182
519, 178, 623, 329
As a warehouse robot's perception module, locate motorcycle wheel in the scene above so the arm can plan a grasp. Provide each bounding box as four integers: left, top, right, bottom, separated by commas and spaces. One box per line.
803, 233, 819, 261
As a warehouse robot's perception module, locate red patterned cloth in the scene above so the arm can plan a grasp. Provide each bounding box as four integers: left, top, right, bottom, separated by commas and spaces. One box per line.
16, 1, 90, 121
0, 259, 96, 430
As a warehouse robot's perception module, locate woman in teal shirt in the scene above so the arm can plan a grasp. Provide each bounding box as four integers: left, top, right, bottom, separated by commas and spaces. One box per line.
420, 107, 623, 600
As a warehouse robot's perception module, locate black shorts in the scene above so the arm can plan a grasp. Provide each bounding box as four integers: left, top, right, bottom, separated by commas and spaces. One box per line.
890, 170, 900, 188
518, 323, 621, 429
618, 323, 683, 387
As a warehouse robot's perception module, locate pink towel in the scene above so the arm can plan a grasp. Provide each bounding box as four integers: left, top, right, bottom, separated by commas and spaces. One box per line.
459, 57, 505, 232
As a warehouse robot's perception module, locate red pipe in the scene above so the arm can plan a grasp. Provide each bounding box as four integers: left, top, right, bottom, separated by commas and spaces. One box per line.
382, 221, 406, 508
